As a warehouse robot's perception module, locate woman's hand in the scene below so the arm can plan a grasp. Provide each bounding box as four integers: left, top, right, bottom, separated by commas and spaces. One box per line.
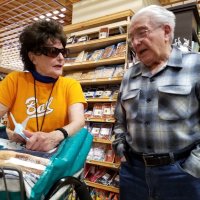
23, 130, 64, 152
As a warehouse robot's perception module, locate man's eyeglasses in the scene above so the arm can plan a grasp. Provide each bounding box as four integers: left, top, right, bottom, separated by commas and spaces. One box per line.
38, 47, 69, 58
131, 26, 162, 42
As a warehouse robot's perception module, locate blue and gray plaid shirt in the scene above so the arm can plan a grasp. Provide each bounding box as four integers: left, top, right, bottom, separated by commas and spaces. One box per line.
113, 46, 200, 160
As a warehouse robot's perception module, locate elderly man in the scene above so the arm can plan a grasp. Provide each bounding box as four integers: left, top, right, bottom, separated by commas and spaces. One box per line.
113, 5, 200, 200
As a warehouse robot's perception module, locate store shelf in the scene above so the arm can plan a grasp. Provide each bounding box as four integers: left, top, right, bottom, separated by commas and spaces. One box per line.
86, 98, 117, 102
86, 159, 120, 169
93, 137, 113, 144
63, 56, 125, 71
66, 34, 127, 53
80, 77, 122, 86
85, 118, 115, 123
84, 180, 119, 193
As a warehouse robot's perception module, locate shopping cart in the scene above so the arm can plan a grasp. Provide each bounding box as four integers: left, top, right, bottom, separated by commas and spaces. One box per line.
0, 166, 92, 200
0, 127, 93, 200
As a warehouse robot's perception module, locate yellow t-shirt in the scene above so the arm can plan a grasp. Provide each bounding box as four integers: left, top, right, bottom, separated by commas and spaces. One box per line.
0, 71, 87, 132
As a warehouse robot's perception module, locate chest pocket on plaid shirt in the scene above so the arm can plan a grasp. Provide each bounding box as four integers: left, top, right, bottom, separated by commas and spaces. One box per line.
121, 89, 140, 119
158, 85, 192, 120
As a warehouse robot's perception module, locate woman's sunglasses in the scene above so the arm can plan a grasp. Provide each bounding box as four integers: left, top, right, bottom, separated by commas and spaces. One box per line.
38, 46, 69, 58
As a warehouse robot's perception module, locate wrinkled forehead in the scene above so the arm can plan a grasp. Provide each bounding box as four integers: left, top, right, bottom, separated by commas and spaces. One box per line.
130, 15, 152, 32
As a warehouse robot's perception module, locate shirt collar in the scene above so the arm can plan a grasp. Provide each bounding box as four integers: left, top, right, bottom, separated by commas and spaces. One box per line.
167, 45, 183, 68
137, 45, 183, 78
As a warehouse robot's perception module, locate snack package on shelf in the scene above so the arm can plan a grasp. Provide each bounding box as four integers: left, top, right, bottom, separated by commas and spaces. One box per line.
80, 70, 96, 80
99, 27, 109, 39
85, 87, 96, 98
112, 64, 125, 78
101, 88, 113, 99
112, 42, 126, 57
99, 123, 113, 140
84, 164, 96, 179
111, 87, 119, 100
64, 57, 76, 63
91, 123, 102, 138
92, 103, 103, 118
102, 103, 112, 118
93, 143, 107, 161
89, 49, 104, 61
109, 173, 120, 188
94, 86, 105, 98
89, 167, 106, 182
96, 170, 114, 185
87, 146, 94, 160
66, 35, 76, 44
84, 110, 93, 119
65, 71, 82, 80
95, 67, 104, 79
75, 51, 86, 62
100, 45, 115, 59
77, 35, 89, 43
101, 66, 115, 79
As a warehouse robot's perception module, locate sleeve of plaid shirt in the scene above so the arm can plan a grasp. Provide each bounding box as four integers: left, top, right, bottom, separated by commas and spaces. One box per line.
112, 90, 128, 157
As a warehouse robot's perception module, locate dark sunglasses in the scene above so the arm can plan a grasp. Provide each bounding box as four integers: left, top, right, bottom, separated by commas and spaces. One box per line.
38, 46, 69, 58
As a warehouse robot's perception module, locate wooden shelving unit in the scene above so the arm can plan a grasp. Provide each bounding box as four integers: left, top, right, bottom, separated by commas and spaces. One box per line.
63, 9, 133, 196
85, 180, 119, 193
63, 57, 125, 71
66, 34, 127, 53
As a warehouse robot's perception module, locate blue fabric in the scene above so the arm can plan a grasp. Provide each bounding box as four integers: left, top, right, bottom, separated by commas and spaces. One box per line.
30, 128, 93, 200
30, 70, 57, 83
0, 128, 93, 200
120, 158, 200, 200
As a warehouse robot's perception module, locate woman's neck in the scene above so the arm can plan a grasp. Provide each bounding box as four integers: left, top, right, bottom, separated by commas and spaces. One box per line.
30, 70, 58, 83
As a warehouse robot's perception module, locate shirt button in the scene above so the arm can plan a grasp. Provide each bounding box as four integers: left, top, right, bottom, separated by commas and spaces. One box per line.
147, 145, 152, 149
150, 78, 155, 82
146, 98, 151, 103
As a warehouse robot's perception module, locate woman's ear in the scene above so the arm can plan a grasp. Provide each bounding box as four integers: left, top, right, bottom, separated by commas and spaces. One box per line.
28, 52, 36, 65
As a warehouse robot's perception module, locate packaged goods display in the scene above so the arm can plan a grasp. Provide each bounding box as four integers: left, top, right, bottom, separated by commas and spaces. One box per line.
66, 35, 76, 44
89, 49, 104, 61
100, 45, 115, 59
112, 42, 126, 57
99, 27, 109, 39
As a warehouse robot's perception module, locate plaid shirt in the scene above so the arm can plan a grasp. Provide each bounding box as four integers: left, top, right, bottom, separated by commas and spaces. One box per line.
113, 46, 200, 157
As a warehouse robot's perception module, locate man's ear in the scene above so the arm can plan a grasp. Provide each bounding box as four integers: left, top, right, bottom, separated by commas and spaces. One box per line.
164, 24, 171, 41
28, 52, 36, 65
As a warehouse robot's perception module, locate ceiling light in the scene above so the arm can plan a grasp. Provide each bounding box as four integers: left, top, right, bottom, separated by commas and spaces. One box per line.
39, 15, 45, 19
46, 18, 50, 21
33, 17, 39, 21
46, 13, 52, 17
60, 8, 66, 12
53, 10, 59, 14
59, 20, 64, 24
59, 14, 65, 18
52, 16, 58, 20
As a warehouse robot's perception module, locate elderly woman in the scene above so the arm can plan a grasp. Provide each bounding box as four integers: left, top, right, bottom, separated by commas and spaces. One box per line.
0, 19, 87, 152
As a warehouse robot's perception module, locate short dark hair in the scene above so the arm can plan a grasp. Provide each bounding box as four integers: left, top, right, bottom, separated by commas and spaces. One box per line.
19, 19, 66, 71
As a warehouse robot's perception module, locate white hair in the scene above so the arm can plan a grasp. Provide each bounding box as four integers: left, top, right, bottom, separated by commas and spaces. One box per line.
129, 5, 176, 43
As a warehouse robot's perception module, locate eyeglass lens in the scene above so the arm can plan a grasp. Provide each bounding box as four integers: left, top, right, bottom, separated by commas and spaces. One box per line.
41, 47, 68, 58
